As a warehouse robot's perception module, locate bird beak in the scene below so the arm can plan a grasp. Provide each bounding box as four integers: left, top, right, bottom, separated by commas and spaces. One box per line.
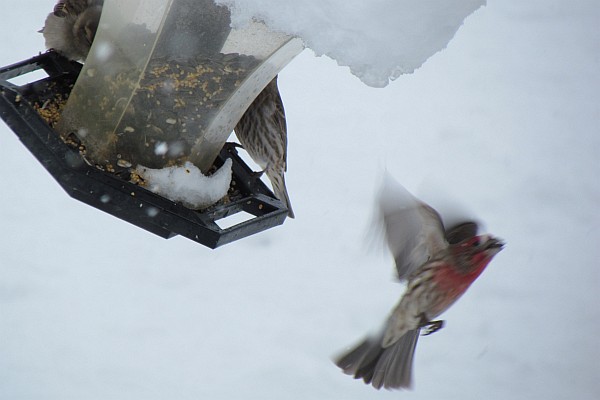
484, 237, 504, 253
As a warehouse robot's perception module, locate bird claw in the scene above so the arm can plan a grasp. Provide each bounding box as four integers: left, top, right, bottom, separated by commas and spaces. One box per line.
420, 319, 445, 336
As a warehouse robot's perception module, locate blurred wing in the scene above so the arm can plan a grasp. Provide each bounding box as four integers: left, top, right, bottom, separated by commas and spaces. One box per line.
379, 178, 447, 281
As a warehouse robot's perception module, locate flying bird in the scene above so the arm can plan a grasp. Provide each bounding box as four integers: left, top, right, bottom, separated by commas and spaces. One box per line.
335, 178, 503, 390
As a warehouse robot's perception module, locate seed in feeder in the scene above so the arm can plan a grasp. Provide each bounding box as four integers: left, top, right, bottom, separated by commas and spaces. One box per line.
117, 159, 132, 168
165, 118, 176, 125
124, 126, 135, 133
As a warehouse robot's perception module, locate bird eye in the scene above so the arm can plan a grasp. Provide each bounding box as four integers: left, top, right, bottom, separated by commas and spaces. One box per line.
471, 238, 480, 247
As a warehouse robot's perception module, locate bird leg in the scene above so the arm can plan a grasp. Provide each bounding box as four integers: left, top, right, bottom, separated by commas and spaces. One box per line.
418, 314, 445, 336
422, 320, 444, 335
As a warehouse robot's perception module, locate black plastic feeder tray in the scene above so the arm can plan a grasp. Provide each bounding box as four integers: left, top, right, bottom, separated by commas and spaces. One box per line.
0, 51, 288, 248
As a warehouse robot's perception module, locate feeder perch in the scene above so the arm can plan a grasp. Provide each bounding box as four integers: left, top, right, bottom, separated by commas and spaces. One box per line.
0, 0, 304, 248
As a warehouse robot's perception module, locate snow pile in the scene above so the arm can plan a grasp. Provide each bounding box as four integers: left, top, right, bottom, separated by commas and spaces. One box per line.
134, 159, 232, 209
216, 0, 486, 87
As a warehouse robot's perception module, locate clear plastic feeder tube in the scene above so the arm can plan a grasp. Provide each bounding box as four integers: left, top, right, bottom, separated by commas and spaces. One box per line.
57, 0, 304, 172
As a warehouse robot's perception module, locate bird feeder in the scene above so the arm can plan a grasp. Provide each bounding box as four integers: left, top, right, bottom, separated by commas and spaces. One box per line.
0, 0, 304, 248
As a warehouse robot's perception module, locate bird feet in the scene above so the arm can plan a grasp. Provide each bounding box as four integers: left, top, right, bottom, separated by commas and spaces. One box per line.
418, 315, 445, 336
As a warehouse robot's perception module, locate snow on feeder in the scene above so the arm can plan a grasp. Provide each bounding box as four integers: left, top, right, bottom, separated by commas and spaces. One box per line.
0, 0, 304, 248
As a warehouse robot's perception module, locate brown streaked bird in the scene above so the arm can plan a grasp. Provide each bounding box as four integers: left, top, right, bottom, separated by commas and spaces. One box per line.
235, 76, 294, 218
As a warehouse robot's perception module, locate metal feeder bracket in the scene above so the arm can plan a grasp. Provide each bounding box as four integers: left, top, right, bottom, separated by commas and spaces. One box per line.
0, 51, 288, 248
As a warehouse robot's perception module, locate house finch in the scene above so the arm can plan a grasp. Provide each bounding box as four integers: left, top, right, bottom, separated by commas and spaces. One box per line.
335, 179, 503, 390
235, 76, 294, 218
41, 0, 104, 62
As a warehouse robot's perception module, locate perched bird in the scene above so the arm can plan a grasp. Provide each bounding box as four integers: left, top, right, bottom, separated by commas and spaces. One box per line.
335, 179, 503, 390
41, 0, 104, 62
235, 77, 294, 218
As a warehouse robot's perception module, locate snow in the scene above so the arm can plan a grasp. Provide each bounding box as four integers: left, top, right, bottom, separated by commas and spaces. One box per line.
1, 1, 599, 399
134, 159, 232, 209
216, 0, 486, 87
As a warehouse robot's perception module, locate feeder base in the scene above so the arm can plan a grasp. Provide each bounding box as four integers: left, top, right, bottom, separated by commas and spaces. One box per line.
0, 51, 288, 249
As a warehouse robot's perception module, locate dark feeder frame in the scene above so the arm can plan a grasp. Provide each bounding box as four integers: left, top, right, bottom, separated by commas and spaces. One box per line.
0, 51, 288, 248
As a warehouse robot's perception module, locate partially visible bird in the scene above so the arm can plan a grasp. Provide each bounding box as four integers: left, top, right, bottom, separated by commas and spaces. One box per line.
235, 76, 294, 218
40, 0, 104, 62
334, 178, 503, 390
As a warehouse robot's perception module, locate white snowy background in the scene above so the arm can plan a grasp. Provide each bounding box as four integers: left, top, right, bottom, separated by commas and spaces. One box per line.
1, 0, 599, 399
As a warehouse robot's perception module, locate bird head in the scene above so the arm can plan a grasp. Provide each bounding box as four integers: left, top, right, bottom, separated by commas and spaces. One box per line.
450, 234, 504, 275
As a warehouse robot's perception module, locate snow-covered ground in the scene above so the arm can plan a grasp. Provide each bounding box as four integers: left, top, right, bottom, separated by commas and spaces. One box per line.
1, 1, 599, 399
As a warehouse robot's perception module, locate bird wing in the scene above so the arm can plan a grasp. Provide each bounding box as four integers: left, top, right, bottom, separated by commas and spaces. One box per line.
269, 77, 288, 170
379, 178, 447, 281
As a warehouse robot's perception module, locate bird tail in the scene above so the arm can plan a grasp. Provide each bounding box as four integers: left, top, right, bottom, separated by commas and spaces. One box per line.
334, 328, 420, 390
266, 168, 294, 218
